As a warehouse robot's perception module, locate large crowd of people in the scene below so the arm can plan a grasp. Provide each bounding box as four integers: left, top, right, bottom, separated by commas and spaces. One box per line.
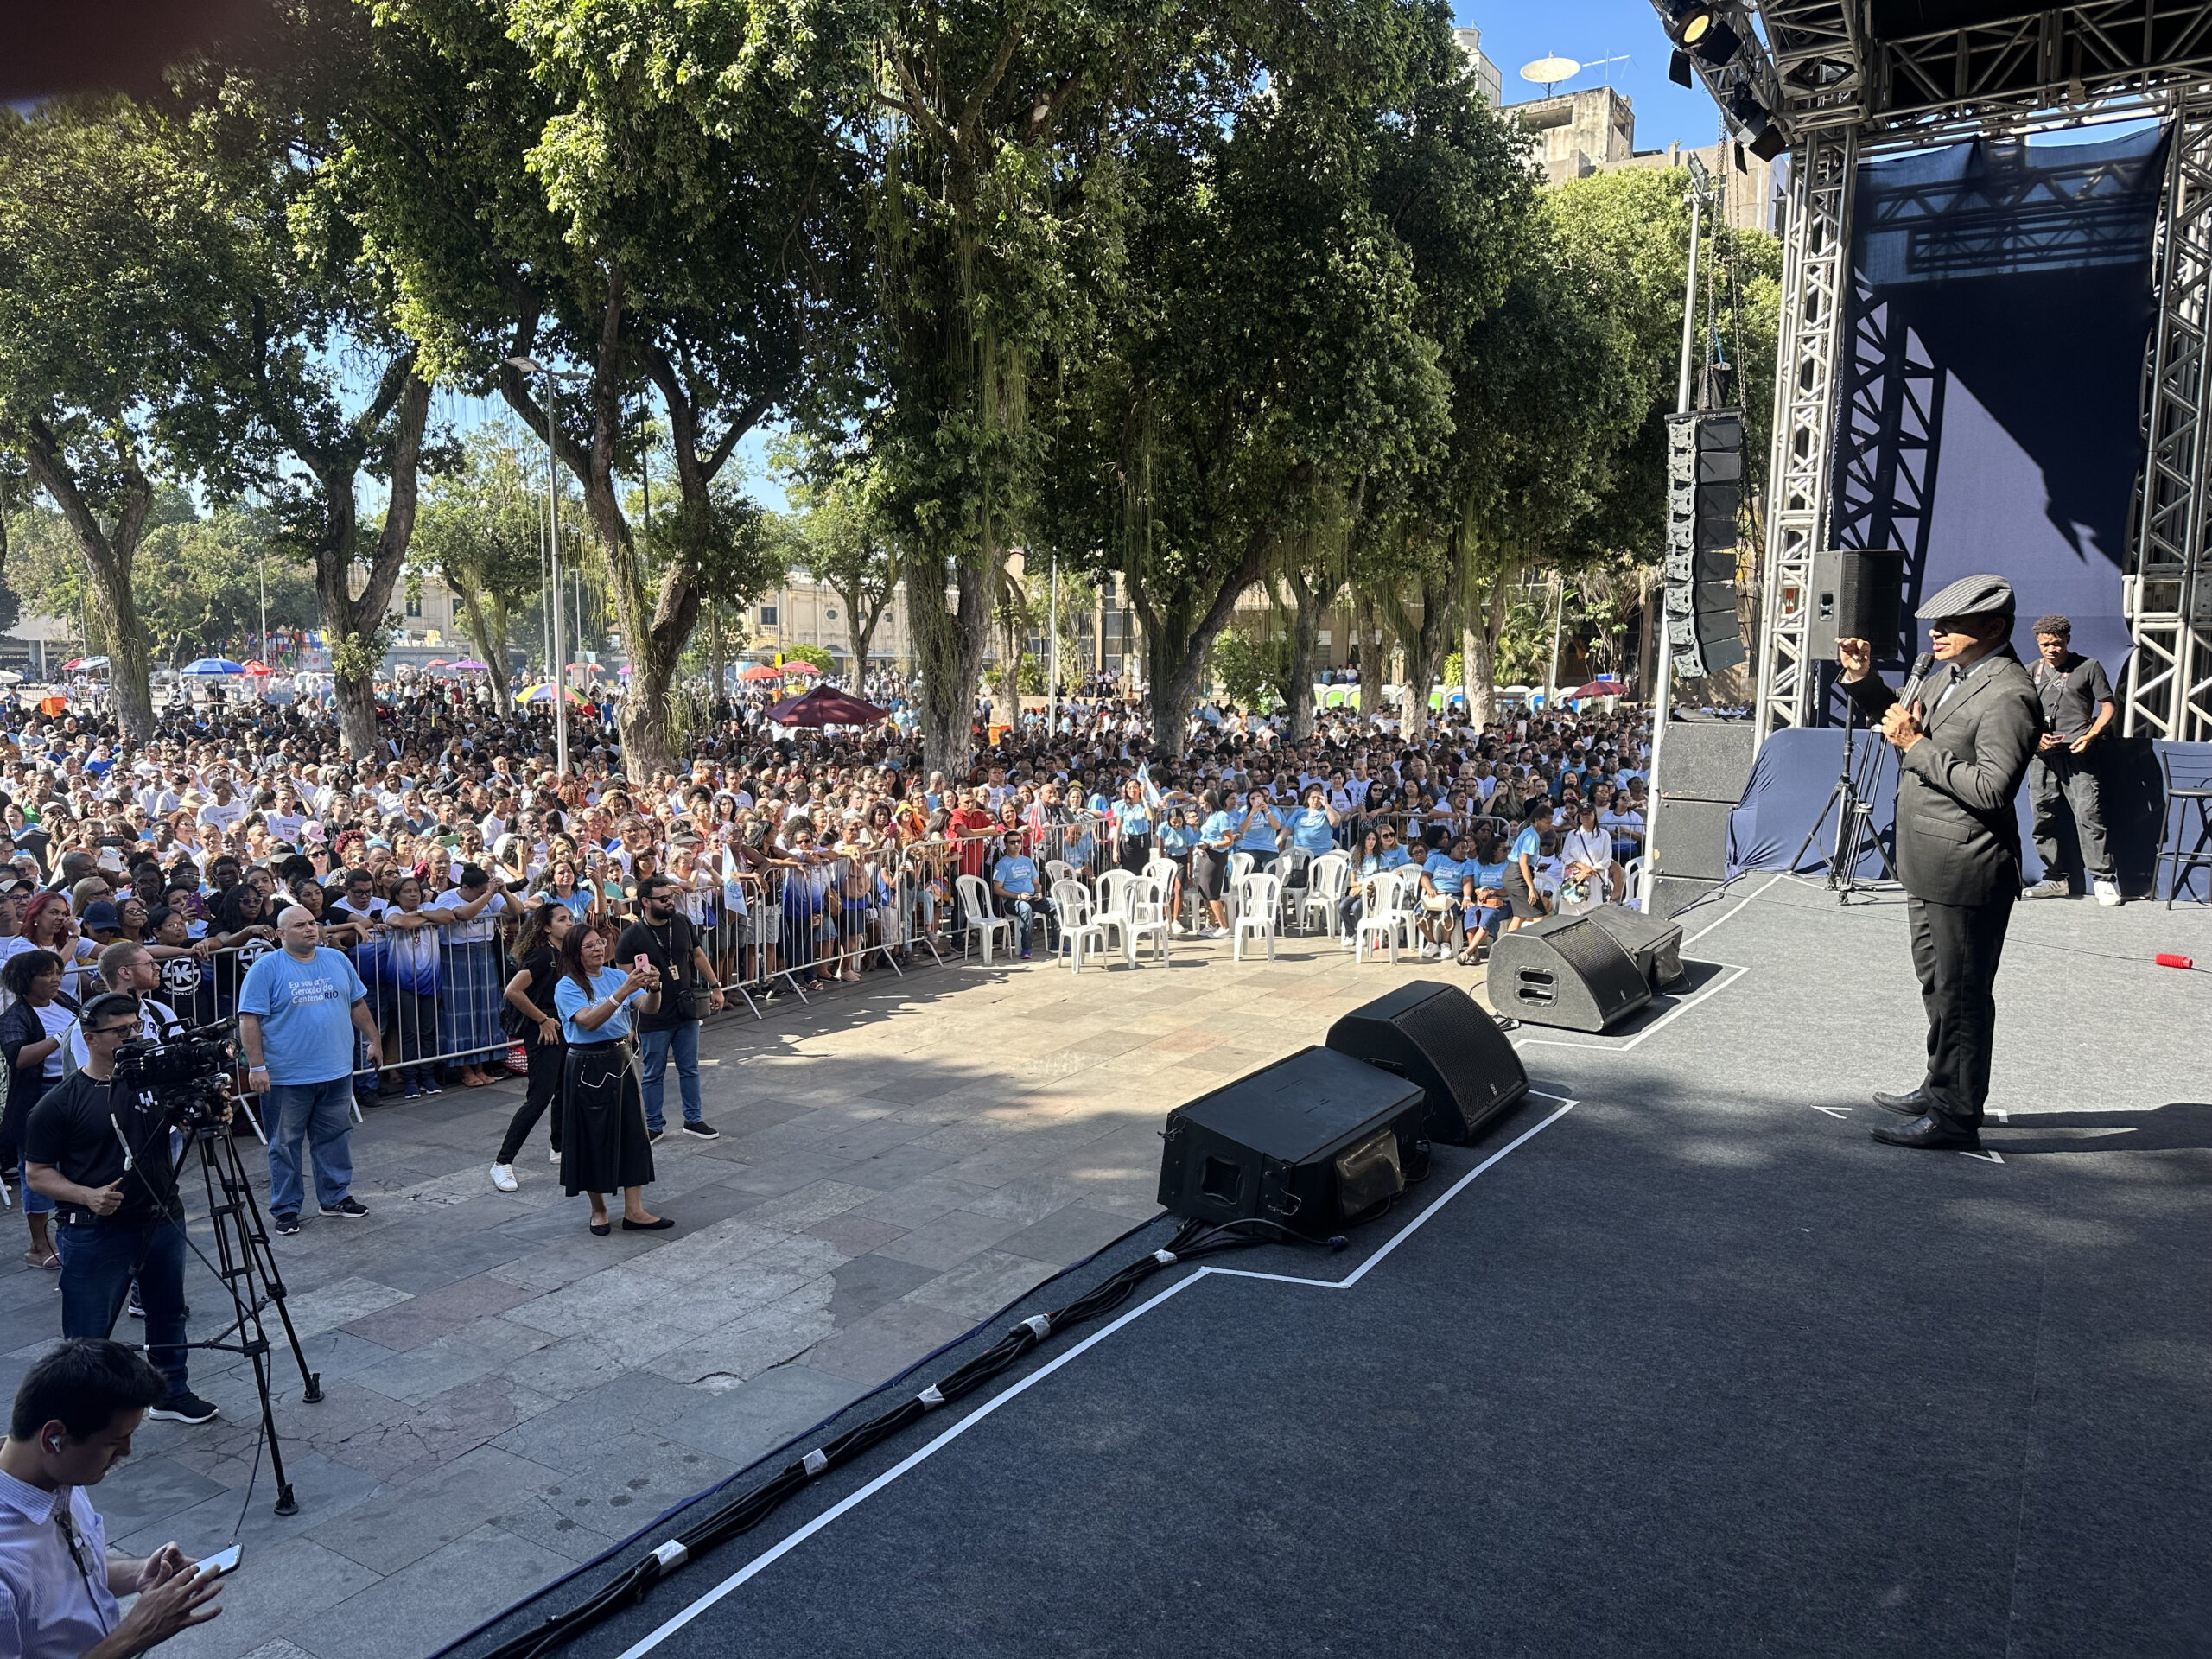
0, 667, 1650, 1414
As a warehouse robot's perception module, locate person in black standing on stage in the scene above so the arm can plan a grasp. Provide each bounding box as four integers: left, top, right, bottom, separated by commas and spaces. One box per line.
1837, 574, 2042, 1152
2020, 613, 2121, 906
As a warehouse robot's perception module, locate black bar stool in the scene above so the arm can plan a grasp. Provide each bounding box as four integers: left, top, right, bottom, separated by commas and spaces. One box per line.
2158, 747, 2212, 906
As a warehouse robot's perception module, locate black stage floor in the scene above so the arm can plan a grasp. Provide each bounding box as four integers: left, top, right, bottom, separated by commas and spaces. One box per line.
450, 880, 2212, 1659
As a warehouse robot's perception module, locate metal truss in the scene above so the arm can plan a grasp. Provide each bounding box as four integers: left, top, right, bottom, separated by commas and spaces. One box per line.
1756, 126, 1859, 737
1829, 282, 1942, 614
2125, 98, 2212, 740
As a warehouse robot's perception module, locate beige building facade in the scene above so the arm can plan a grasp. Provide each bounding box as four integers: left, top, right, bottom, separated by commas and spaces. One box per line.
1507, 86, 1777, 234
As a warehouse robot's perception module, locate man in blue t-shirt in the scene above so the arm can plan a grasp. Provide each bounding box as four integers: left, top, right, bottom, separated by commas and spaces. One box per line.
237, 906, 384, 1235
990, 838, 1045, 959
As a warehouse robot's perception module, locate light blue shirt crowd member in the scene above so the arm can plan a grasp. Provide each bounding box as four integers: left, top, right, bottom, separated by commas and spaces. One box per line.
555, 966, 647, 1046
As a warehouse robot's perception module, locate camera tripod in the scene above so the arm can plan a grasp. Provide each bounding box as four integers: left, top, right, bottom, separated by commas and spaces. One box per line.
1789, 693, 1898, 902
166, 1115, 324, 1516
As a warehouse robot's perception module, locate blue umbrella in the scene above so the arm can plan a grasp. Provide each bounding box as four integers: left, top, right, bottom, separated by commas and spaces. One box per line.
181, 658, 246, 677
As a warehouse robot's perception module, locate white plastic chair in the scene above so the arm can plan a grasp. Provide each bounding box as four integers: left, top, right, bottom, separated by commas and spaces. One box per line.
1224, 850, 1258, 930
1050, 880, 1112, 973
1355, 869, 1419, 963
1622, 855, 1650, 907
1141, 856, 1179, 892
1231, 872, 1281, 962
1043, 858, 1077, 890
1119, 875, 1173, 964
956, 874, 1013, 965
1300, 851, 1352, 937
1096, 867, 1138, 916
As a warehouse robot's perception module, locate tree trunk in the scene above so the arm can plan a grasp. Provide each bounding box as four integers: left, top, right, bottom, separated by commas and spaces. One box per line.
705, 601, 727, 714
1468, 561, 1517, 734
20, 429, 157, 741
908, 542, 991, 779
1635, 568, 1658, 701
1281, 572, 1325, 742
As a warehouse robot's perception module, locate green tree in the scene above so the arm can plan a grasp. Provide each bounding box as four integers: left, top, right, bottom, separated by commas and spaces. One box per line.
780, 445, 900, 677
321, 0, 862, 779
410, 419, 546, 676
782, 642, 834, 675
0, 101, 264, 738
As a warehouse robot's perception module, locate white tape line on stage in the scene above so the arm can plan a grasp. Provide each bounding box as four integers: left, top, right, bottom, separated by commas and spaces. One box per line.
613, 1093, 1580, 1656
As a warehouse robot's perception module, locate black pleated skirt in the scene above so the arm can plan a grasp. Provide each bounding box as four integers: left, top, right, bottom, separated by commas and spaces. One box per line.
559, 1040, 656, 1196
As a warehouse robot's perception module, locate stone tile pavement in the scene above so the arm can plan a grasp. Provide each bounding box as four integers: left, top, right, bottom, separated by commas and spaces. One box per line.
0, 928, 1473, 1659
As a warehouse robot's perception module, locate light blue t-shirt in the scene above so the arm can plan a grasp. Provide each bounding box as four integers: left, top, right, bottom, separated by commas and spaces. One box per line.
1423, 852, 1468, 896
1199, 811, 1236, 848
1288, 807, 1335, 855
1159, 821, 1198, 855
1471, 857, 1510, 889
1236, 808, 1281, 853
238, 946, 369, 1086
554, 966, 646, 1045
1360, 846, 1412, 876
1510, 826, 1544, 864
993, 854, 1039, 896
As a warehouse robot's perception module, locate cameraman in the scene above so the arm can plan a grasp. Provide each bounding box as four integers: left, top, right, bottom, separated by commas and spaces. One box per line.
238, 907, 382, 1238
22, 995, 219, 1427
0, 1340, 226, 1657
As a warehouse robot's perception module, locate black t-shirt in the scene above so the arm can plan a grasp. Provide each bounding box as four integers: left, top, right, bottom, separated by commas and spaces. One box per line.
2030, 652, 2114, 741
614, 915, 696, 1032
22, 1070, 181, 1226
513, 945, 560, 1041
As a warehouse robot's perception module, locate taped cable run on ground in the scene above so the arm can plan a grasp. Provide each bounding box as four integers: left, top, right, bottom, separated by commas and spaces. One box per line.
481, 1216, 1344, 1659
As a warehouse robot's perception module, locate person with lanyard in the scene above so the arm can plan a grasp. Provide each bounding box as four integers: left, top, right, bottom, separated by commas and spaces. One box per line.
1109, 779, 1154, 874
22, 994, 221, 1427
551, 925, 670, 1236
2021, 613, 2120, 906
1416, 832, 1474, 961
988, 834, 1045, 961
613, 872, 725, 1143
0, 1339, 227, 1658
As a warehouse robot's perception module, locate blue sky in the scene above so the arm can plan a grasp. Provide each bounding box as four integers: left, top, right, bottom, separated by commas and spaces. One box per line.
1461, 0, 1727, 152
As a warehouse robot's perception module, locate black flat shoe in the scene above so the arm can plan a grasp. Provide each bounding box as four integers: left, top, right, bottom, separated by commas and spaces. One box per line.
588, 1221, 611, 1236
1871, 1113, 1981, 1152
621, 1215, 675, 1231
1872, 1088, 1931, 1117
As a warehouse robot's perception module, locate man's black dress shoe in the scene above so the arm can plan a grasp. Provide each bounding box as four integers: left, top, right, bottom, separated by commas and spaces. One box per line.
1872, 1088, 1931, 1117
1871, 1113, 1981, 1151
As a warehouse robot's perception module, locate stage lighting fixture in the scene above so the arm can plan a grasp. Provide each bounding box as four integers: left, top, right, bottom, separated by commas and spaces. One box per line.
1670, 4, 1742, 67
1749, 124, 1789, 162
1669, 48, 1695, 87
1726, 86, 1770, 138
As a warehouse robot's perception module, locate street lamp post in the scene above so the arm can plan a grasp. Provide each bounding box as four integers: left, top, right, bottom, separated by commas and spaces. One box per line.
505, 356, 584, 775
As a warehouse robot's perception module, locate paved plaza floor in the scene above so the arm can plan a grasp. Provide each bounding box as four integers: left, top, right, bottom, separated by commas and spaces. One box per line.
0, 928, 1457, 1659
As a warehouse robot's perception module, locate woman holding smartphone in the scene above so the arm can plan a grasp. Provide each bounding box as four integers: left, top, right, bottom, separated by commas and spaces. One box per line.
551, 923, 669, 1235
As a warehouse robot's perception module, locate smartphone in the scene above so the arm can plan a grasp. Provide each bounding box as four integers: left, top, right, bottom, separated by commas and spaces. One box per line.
633, 954, 651, 974
193, 1543, 243, 1578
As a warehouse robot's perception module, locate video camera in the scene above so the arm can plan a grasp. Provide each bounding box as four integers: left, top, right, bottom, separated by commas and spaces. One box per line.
115, 1017, 238, 1129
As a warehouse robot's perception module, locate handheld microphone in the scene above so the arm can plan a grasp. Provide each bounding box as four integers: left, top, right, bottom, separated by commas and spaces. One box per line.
1897, 651, 1936, 710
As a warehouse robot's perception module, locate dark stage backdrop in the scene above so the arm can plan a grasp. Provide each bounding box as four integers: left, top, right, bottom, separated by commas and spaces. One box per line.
1825, 124, 2170, 709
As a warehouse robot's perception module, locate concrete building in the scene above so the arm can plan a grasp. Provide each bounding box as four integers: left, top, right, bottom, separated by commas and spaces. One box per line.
1505, 84, 1777, 233
1453, 26, 1506, 110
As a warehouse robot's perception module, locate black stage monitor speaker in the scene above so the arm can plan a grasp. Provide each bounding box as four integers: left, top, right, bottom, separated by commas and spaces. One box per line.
1325, 981, 1529, 1145
1580, 906, 1687, 991
1488, 914, 1655, 1033
1808, 547, 1907, 661
1157, 1046, 1428, 1236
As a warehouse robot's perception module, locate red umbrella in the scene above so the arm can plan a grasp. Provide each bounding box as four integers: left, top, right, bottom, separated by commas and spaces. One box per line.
1567, 676, 1624, 700
766, 684, 889, 727
780, 659, 823, 677
740, 663, 784, 682
241, 660, 272, 677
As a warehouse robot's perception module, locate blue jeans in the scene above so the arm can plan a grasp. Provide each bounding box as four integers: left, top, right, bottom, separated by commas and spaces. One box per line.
638, 1023, 702, 1131
264, 1077, 354, 1217
58, 1218, 188, 1401
10, 1160, 53, 1216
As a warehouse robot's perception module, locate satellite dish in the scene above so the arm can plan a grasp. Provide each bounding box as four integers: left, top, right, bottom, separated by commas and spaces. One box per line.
1521, 54, 1580, 93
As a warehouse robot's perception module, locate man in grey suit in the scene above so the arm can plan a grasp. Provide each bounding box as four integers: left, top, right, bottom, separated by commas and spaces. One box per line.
1837, 574, 2042, 1152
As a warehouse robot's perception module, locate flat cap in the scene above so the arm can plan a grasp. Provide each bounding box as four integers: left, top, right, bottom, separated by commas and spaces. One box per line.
1916, 573, 2016, 620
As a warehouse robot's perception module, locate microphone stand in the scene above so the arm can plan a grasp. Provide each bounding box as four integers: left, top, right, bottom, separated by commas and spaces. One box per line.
1789, 667, 1902, 902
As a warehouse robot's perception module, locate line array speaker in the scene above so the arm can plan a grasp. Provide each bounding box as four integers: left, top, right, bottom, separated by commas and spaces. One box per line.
1325, 981, 1529, 1145
1486, 914, 1655, 1033
1156, 1047, 1429, 1236
1664, 410, 1747, 680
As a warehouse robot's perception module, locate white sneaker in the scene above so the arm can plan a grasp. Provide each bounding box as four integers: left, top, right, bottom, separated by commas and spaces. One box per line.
1339, 935, 1357, 950
2093, 878, 2123, 907
490, 1163, 518, 1193
549, 1147, 562, 1163
1207, 925, 1229, 940
1419, 942, 1440, 960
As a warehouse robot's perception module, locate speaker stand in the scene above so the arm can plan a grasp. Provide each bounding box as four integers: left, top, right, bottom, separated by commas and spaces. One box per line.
1789, 696, 1897, 903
